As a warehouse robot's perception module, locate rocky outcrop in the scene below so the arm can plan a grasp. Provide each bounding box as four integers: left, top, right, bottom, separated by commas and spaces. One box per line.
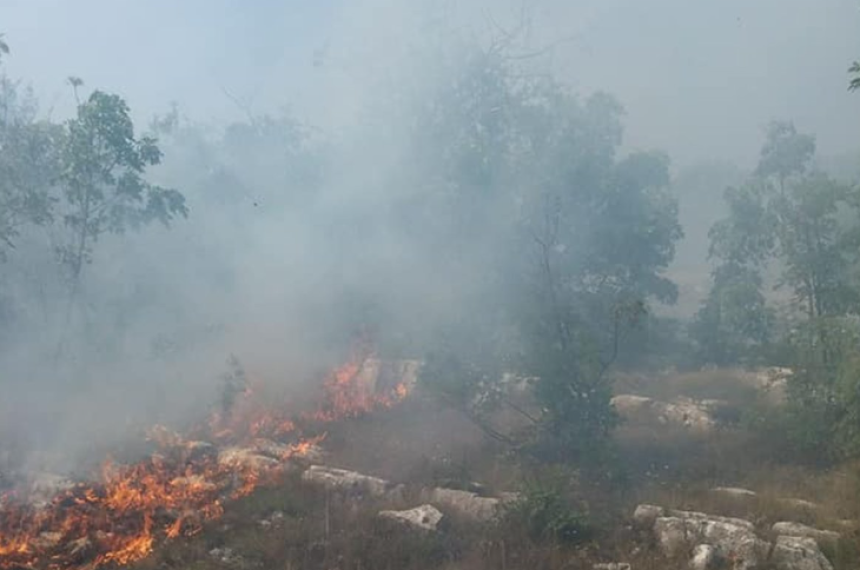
772, 522, 840, 546
711, 487, 757, 499
419, 487, 501, 522
633, 503, 665, 529
771, 535, 833, 570
690, 544, 718, 570
611, 395, 720, 432
592, 563, 631, 570
379, 504, 444, 532
635, 503, 840, 570
654, 511, 768, 570
301, 465, 398, 498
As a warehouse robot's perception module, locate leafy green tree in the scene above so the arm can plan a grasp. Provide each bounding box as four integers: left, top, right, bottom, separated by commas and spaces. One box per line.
415, 41, 682, 464
755, 121, 816, 192
849, 60, 860, 92
692, 181, 775, 364
57, 89, 187, 289
0, 77, 60, 260
771, 173, 858, 319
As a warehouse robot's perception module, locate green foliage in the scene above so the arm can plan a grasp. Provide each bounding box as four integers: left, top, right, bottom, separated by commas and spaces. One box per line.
776, 317, 860, 462
414, 43, 681, 465
696, 121, 860, 366
502, 475, 592, 544
849, 61, 860, 92
0, 77, 60, 260
57, 89, 187, 280
755, 121, 816, 187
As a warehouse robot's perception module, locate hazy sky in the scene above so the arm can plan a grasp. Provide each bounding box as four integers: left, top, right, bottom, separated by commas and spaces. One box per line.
1, 0, 858, 169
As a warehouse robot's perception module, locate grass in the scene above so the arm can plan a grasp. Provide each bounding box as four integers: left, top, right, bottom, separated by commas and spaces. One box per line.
120, 369, 860, 570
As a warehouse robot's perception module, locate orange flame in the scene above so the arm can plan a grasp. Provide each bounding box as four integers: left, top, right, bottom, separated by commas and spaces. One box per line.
0, 340, 412, 570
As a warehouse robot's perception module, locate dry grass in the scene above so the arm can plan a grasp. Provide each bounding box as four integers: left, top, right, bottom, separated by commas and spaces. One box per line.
126, 369, 860, 570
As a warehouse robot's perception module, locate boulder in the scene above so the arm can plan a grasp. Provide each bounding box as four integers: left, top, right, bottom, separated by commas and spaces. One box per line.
778, 498, 819, 512
218, 447, 280, 471
654, 517, 688, 557
593, 564, 631, 570
667, 509, 756, 531
772, 522, 840, 546
421, 487, 501, 522
379, 504, 444, 532
633, 504, 666, 529
771, 535, 833, 570
690, 544, 718, 570
611, 395, 717, 432
711, 487, 757, 499
654, 511, 768, 570
301, 465, 393, 498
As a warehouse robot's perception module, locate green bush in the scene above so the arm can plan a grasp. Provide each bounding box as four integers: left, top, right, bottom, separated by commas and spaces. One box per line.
501, 479, 592, 545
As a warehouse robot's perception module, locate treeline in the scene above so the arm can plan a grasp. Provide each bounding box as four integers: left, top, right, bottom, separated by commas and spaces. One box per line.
0, 30, 857, 468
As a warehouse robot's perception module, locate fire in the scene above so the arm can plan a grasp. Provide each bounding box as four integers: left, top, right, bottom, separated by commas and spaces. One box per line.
0, 341, 413, 570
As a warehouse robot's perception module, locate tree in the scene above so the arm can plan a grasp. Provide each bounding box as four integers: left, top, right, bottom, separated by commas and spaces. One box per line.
755, 121, 815, 193
0, 77, 60, 260
415, 40, 682, 465
849, 60, 860, 92
57, 89, 188, 290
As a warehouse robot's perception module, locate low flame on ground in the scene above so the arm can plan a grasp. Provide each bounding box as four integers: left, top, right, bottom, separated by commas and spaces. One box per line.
0, 344, 410, 570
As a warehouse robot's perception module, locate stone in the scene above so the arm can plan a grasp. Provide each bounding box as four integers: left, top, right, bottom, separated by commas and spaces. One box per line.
711, 487, 757, 499
654, 511, 768, 570
421, 487, 501, 522
217, 447, 280, 470
771, 535, 833, 570
379, 504, 444, 532
593, 564, 631, 570
654, 517, 688, 557
633, 504, 666, 529
690, 544, 718, 570
779, 498, 819, 512
301, 465, 392, 497
611, 395, 717, 432
772, 522, 840, 546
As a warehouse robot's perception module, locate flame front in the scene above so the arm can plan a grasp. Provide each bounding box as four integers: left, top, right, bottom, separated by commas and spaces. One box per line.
0, 345, 412, 570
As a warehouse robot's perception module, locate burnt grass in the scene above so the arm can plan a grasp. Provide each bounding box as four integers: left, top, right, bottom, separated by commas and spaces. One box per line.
128, 372, 860, 570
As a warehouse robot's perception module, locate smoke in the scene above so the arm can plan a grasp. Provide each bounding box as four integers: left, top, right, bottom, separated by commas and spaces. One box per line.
0, 0, 858, 476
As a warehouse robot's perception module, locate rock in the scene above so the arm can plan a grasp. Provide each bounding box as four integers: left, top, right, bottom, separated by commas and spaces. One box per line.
301, 465, 393, 498
611, 395, 717, 432
779, 498, 819, 512
772, 522, 841, 545
67, 536, 93, 558
593, 563, 631, 570
32, 531, 63, 549
218, 447, 281, 471
612, 394, 654, 415
259, 510, 285, 529
170, 474, 218, 492
379, 504, 444, 532
633, 504, 666, 529
654, 517, 688, 557
421, 487, 501, 522
660, 398, 717, 432
743, 367, 791, 405
771, 535, 833, 570
182, 441, 218, 462
690, 544, 718, 570
711, 487, 757, 499
654, 511, 768, 570
209, 546, 245, 566
667, 509, 756, 531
